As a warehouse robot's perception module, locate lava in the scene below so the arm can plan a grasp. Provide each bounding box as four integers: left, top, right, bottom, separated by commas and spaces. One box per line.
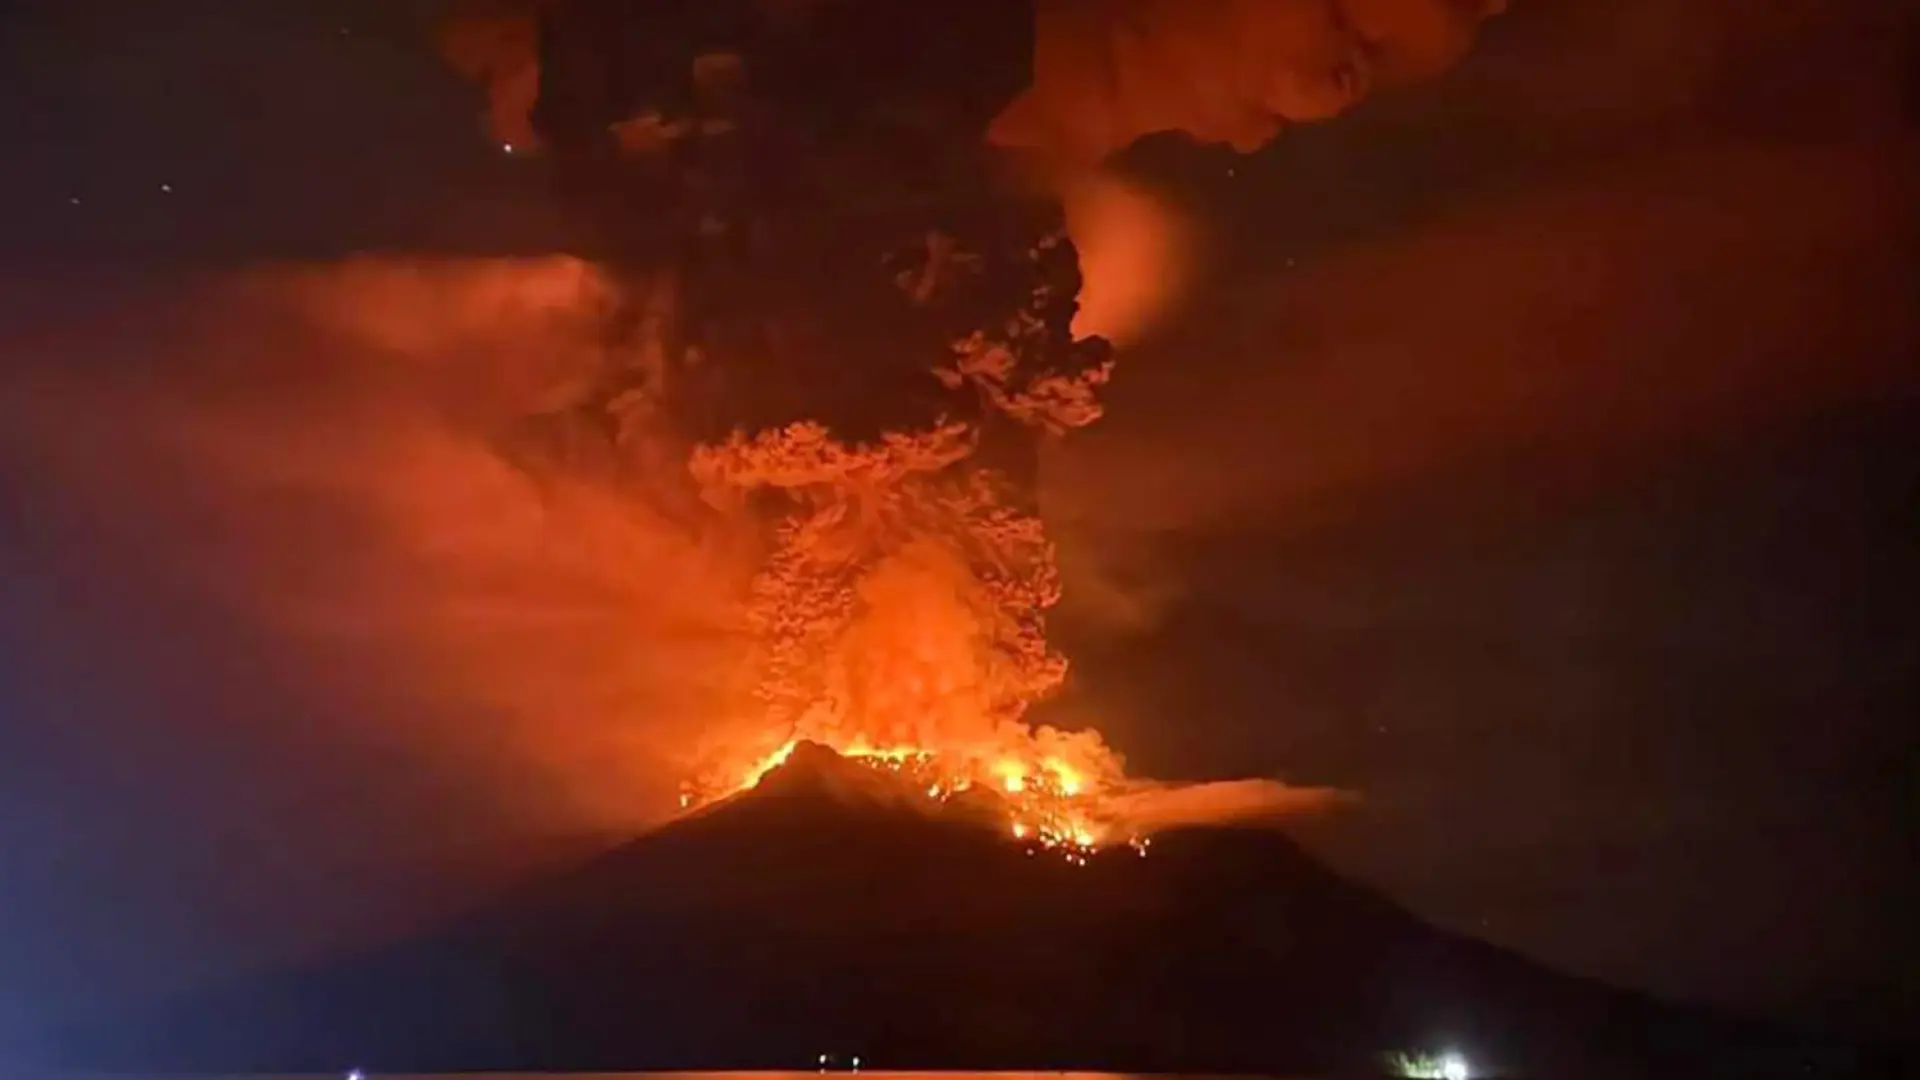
684, 734, 1124, 860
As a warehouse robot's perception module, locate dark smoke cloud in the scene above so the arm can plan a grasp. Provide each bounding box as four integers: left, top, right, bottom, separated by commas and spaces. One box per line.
990, 0, 1509, 161
1111, 778, 1355, 834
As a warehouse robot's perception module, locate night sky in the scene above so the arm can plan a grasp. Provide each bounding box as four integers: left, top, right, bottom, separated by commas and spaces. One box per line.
0, 0, 1914, 1061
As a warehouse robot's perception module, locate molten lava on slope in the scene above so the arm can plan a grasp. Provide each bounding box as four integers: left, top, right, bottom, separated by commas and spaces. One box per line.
684, 736, 1138, 863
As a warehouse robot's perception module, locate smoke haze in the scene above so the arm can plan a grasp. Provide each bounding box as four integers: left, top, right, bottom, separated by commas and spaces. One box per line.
0, 258, 772, 1042
1034, 0, 1915, 1036
1043, 0, 1916, 632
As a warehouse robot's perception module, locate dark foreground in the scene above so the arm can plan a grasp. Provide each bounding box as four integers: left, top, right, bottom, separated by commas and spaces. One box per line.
65, 747, 1901, 1080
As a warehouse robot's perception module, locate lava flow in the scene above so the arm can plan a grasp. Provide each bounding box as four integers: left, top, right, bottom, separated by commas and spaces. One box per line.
700, 736, 1133, 862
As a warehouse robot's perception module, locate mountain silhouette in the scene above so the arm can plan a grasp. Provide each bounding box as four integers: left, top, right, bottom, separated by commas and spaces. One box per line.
75, 742, 1889, 1078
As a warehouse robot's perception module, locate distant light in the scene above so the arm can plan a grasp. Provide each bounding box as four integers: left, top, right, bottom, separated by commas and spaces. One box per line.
346, 1070, 365, 1080
1386, 1050, 1469, 1079
159, 183, 173, 193
502, 142, 516, 154
818, 1054, 828, 1066
851, 1056, 861, 1071
67, 196, 80, 206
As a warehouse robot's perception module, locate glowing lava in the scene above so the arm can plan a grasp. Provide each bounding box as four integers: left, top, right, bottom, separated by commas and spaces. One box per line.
683, 734, 1126, 860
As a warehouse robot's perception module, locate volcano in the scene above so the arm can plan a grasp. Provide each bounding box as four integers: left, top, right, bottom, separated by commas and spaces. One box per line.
79, 743, 1882, 1078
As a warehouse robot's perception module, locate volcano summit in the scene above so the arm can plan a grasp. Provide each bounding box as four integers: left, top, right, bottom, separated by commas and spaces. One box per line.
77, 743, 1882, 1079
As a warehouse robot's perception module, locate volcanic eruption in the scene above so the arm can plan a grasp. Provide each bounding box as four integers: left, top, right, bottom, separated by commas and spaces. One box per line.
669, 221, 1137, 854
428, 0, 1515, 854
32, 6, 1912, 1077
77, 731, 1884, 1078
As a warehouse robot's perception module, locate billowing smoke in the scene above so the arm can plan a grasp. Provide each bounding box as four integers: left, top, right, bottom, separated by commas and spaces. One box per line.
1110, 778, 1354, 834
416, 0, 1519, 830
1004, 0, 1508, 342
435, 0, 1506, 345
986, 0, 1510, 161
0, 258, 751, 842
438, 0, 1509, 160
1059, 172, 1197, 345
437, 1, 543, 150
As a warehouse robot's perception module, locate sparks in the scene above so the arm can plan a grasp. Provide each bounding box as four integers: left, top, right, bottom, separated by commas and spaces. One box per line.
683, 734, 1132, 859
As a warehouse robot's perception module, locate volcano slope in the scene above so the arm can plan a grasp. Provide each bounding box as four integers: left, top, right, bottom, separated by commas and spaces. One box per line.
82, 743, 1885, 1078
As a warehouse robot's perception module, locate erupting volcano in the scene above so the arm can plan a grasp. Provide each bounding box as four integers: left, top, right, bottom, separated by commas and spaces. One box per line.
82, 728, 1868, 1079
687, 735, 1127, 859
671, 231, 1132, 858
426, 0, 1522, 863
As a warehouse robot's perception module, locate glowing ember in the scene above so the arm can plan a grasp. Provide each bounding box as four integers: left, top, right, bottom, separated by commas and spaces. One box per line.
683, 734, 1122, 860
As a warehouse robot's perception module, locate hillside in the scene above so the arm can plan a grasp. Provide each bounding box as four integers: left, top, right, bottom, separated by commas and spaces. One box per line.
78, 743, 1887, 1078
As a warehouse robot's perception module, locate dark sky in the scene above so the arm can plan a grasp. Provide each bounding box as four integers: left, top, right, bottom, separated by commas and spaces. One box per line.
0, 0, 1914, 1060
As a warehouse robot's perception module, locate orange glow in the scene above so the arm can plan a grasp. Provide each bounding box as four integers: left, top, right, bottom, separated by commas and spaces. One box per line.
1061, 173, 1195, 345
686, 732, 1121, 859
436, 3, 542, 150
677, 339, 1126, 860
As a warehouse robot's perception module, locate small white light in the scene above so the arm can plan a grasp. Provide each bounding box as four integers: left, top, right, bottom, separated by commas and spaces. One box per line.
851, 1056, 861, 1070
346, 1070, 365, 1080
502, 142, 515, 154
1441, 1053, 1469, 1080
159, 183, 172, 193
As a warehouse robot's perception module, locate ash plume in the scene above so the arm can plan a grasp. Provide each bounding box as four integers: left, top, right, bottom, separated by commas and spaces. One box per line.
1109, 777, 1355, 833
0, 258, 750, 841
440, 0, 1509, 160
437, 1, 544, 150
989, 0, 1509, 162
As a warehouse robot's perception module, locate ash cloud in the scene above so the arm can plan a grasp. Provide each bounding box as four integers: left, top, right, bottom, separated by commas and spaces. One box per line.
1112, 778, 1355, 835
989, 0, 1509, 161
2, 258, 750, 834
0, 258, 762, 1031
